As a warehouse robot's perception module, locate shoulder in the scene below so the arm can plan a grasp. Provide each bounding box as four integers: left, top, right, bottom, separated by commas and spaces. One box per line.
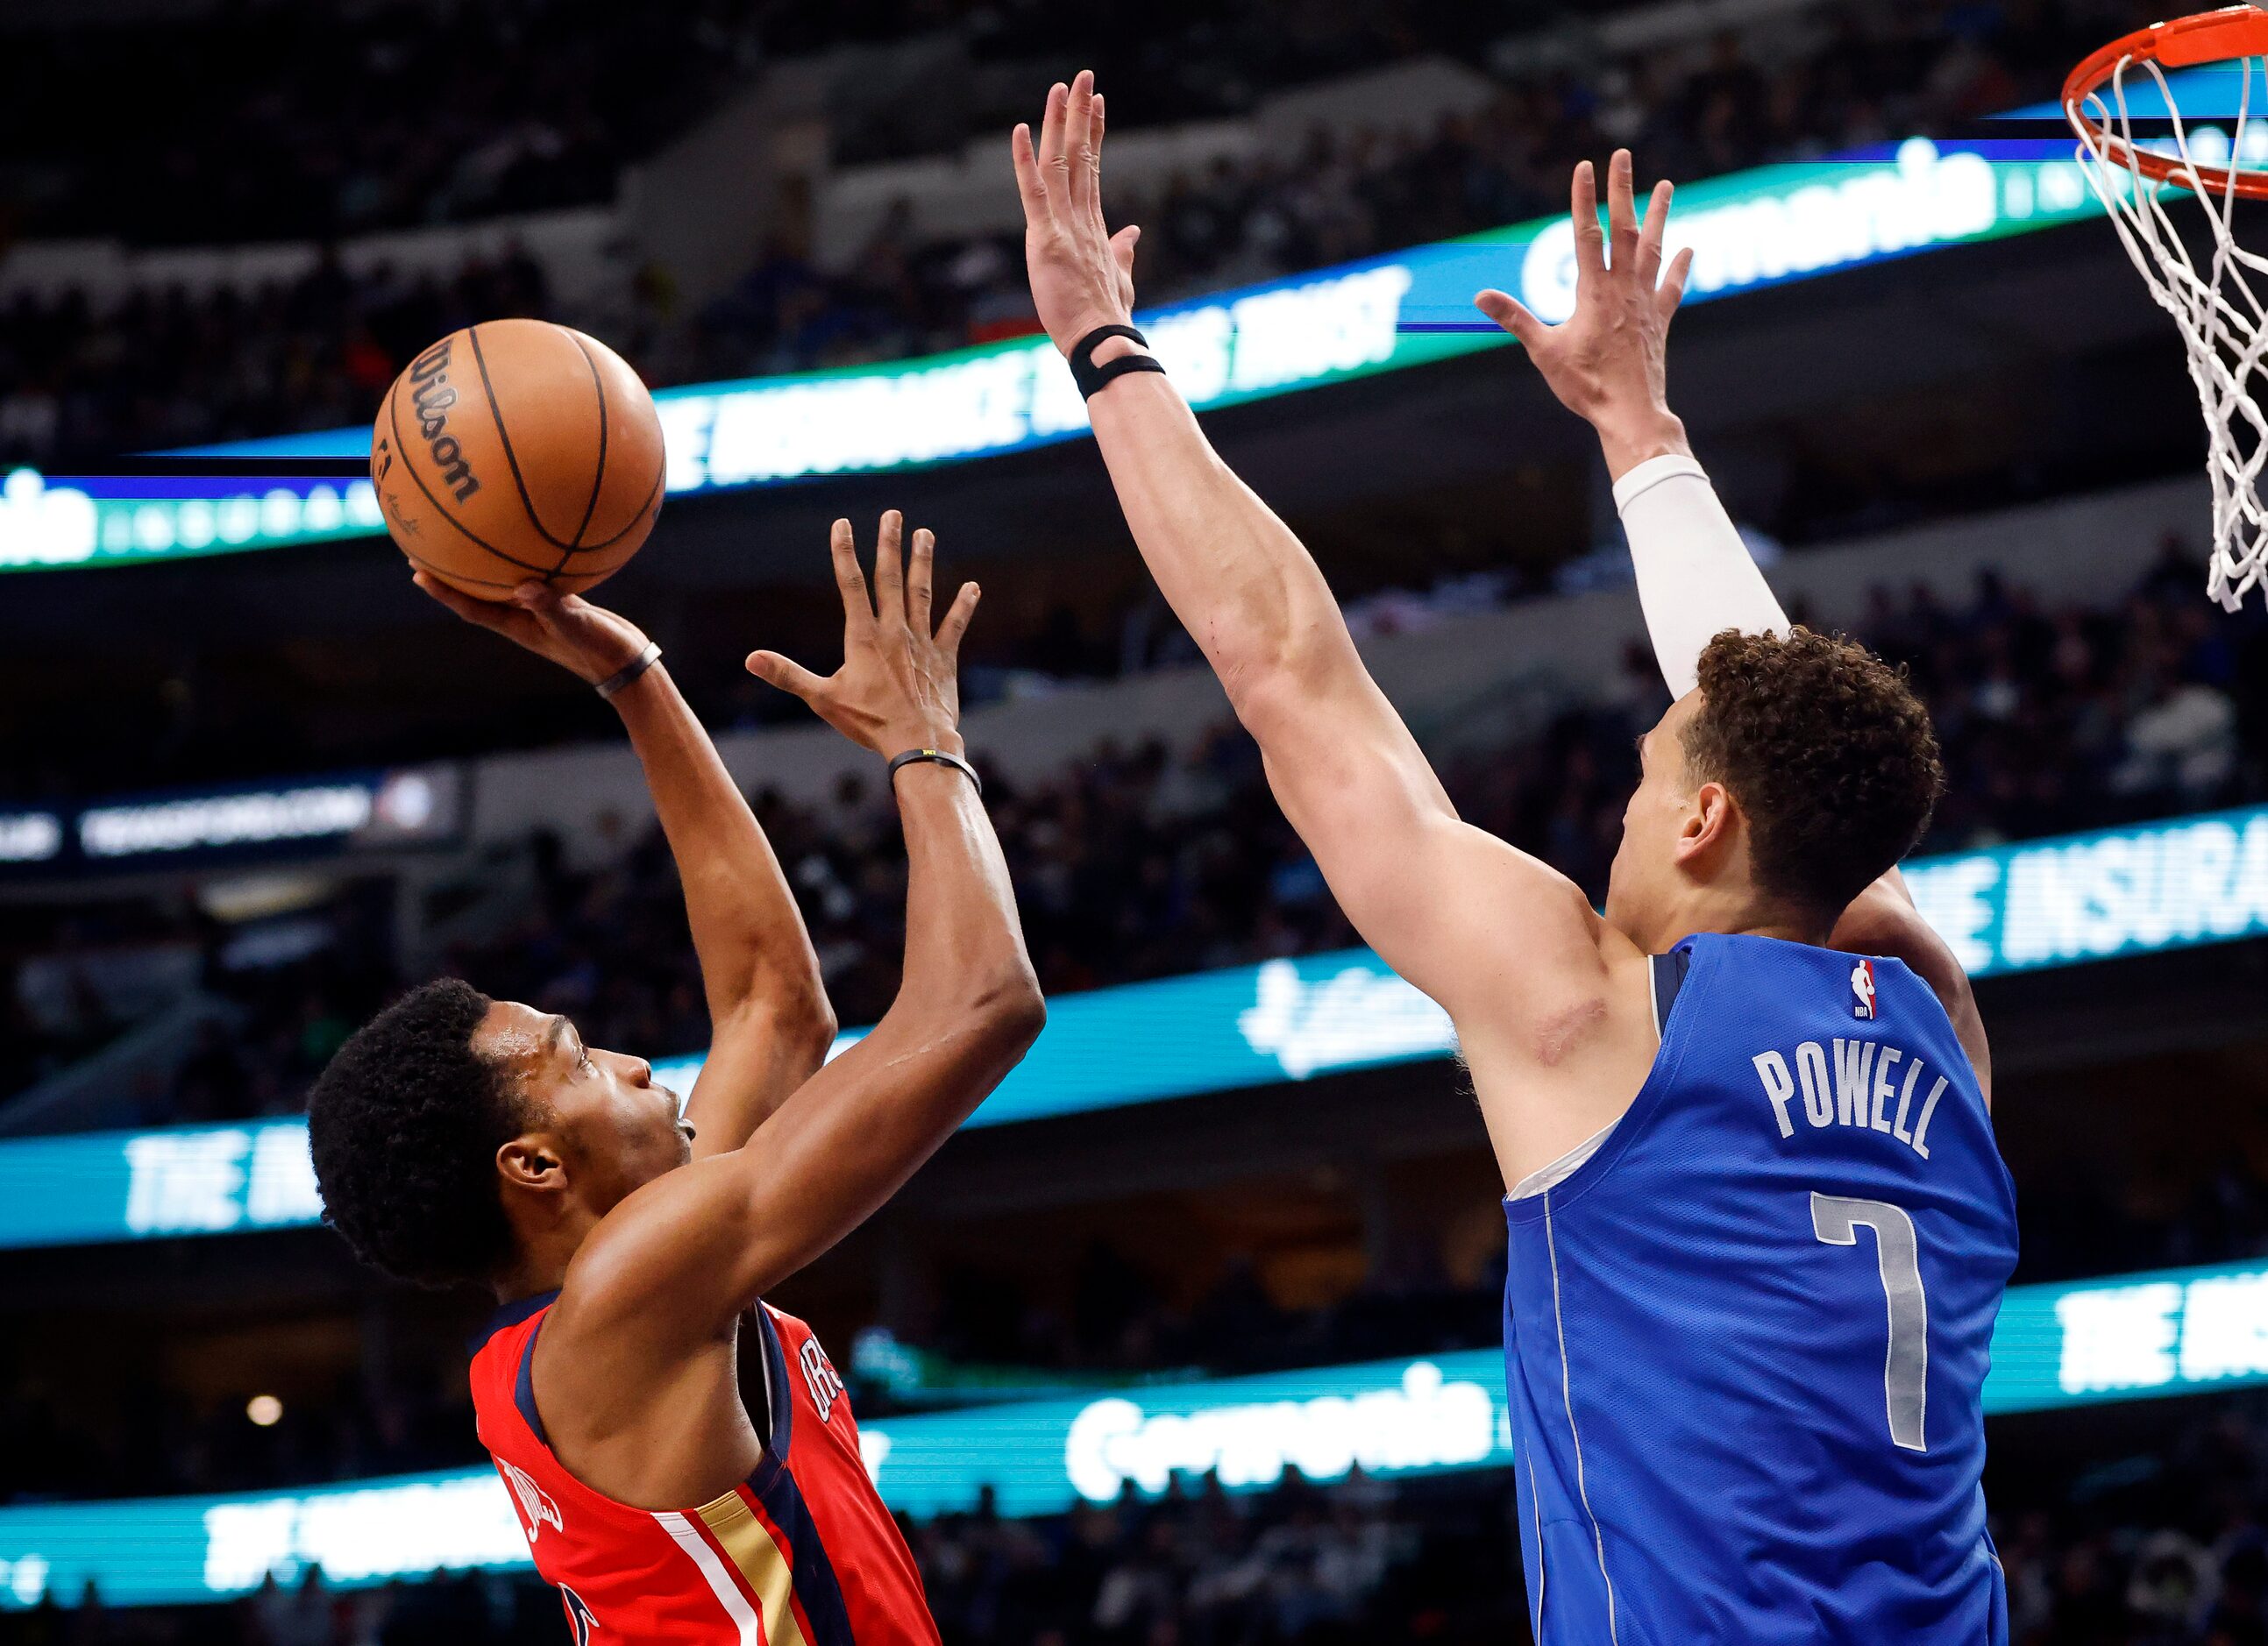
1829, 876, 1991, 1102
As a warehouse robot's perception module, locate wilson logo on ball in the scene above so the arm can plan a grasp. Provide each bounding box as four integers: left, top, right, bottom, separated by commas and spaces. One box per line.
407, 338, 481, 503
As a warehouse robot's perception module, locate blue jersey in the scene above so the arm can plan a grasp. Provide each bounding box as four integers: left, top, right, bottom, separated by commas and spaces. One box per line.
1502, 933, 2018, 1645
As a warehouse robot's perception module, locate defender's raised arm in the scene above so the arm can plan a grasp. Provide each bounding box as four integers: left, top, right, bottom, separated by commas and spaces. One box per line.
1480, 150, 1987, 1091
1010, 74, 1616, 1071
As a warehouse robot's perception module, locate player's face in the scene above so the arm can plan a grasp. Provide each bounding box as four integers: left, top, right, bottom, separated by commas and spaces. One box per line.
1603, 694, 1701, 945
476, 999, 692, 1210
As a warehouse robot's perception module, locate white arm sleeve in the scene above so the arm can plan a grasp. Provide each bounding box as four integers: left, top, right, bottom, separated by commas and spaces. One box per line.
1613, 452, 1790, 698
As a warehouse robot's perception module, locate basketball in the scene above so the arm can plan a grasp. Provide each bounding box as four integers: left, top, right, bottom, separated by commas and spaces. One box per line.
370, 319, 665, 600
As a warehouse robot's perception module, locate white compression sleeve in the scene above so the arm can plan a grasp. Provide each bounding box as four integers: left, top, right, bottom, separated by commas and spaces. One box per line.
1613, 453, 1790, 698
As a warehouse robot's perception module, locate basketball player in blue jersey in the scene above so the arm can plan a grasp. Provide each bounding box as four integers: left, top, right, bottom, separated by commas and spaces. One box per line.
1013, 74, 2016, 1644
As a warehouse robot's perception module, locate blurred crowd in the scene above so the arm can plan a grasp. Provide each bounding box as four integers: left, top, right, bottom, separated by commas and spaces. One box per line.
653, 0, 2121, 383
7, 539, 2264, 1126
18, 1395, 2268, 1645
0, 0, 2143, 466
2, 0, 772, 245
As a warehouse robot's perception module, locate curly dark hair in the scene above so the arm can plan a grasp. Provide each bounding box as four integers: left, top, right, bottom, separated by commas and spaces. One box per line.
1683, 627, 1945, 917
306, 977, 527, 1288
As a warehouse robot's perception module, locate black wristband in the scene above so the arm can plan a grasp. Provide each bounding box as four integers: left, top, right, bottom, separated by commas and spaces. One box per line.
594, 641, 662, 700
887, 747, 982, 795
1069, 323, 1165, 400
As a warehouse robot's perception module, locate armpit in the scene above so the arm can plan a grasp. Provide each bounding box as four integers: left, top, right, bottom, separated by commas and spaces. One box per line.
1532, 995, 1610, 1067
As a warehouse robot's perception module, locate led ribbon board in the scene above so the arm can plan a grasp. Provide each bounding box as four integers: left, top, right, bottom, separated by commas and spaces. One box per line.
4, 799, 2267, 1250
0, 765, 462, 874
0, 1252, 2264, 1608
4, 137, 2101, 570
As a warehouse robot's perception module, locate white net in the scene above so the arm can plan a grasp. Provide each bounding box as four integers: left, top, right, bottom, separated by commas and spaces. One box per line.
2072, 48, 2268, 610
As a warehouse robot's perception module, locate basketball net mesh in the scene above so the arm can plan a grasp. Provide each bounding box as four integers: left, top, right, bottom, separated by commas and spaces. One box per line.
2073, 53, 2268, 610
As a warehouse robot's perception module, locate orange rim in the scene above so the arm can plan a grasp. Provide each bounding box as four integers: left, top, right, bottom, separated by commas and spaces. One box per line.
2065, 5, 2268, 200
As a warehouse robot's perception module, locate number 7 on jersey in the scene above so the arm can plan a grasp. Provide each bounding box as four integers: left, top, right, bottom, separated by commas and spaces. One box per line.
1812, 1192, 1929, 1452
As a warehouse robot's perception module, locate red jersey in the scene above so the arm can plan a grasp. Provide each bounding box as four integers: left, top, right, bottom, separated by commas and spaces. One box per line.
469, 1292, 939, 1645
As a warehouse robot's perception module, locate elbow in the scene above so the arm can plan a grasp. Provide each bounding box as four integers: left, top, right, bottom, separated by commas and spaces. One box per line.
735, 981, 837, 1068
966, 964, 1047, 1063
1219, 636, 1324, 739
786, 996, 841, 1066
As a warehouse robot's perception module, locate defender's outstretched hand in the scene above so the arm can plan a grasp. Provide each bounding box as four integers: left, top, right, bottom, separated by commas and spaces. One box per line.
747, 511, 978, 756
1476, 149, 1696, 478
1013, 69, 1141, 355
414, 571, 651, 685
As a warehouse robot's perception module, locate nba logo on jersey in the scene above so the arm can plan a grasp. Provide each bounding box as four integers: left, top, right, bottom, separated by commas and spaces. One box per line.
801, 1336, 846, 1423
500, 1457, 563, 1542
1850, 958, 1878, 1020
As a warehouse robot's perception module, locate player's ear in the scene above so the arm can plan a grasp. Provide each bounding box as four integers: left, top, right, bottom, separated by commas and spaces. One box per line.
1674, 778, 1738, 868
497, 1133, 570, 1195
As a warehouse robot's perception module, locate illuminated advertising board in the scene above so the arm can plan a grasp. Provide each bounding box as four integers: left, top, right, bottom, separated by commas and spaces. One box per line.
0, 766, 465, 876
4, 800, 2265, 1251
2, 1252, 2265, 1608
1, 136, 2108, 570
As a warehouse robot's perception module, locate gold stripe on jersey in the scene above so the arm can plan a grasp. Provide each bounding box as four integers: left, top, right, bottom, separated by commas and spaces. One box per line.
695, 1486, 810, 1646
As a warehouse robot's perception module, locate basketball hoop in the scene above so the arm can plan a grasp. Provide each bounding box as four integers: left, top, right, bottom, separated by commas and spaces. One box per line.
2066, 5, 2268, 610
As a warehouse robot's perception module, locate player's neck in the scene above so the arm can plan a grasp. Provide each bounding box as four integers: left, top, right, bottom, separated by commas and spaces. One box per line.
1648, 883, 1831, 950
491, 1214, 594, 1305
491, 1249, 572, 1306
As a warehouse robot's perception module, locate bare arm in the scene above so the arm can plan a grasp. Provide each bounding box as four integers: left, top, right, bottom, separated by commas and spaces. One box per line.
1009, 74, 1606, 1030
414, 576, 835, 1154
559, 514, 1043, 1339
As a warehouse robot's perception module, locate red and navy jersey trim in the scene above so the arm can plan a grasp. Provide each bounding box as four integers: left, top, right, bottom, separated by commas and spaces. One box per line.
749, 1450, 857, 1646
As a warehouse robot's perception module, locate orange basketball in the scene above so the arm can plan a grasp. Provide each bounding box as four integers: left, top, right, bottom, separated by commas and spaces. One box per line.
370, 319, 665, 599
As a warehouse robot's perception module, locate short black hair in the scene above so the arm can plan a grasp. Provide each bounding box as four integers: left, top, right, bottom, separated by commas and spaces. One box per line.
1683, 628, 1944, 917
306, 977, 525, 1288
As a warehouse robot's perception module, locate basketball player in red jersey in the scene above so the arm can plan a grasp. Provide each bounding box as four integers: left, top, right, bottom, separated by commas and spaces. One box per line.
307, 512, 1042, 1643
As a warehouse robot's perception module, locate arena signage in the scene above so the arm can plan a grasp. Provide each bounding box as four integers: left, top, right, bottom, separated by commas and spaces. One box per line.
1902, 801, 2268, 975
4, 801, 2266, 1252
1, 135, 2106, 570
0, 765, 463, 876
0, 1252, 2264, 1608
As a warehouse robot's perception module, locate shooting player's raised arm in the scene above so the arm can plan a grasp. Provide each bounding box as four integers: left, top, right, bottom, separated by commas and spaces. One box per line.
553, 514, 1043, 1345
410, 574, 836, 1156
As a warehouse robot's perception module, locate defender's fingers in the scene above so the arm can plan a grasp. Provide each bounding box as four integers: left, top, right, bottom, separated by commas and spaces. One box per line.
745, 650, 828, 703
871, 510, 906, 622
907, 527, 935, 630
1037, 81, 1070, 181
1069, 71, 1102, 223
1607, 149, 1640, 271
1658, 245, 1695, 322
1571, 160, 1605, 279
828, 517, 873, 624
1011, 123, 1051, 223
1635, 178, 1673, 287
1474, 288, 1545, 349
936, 581, 981, 654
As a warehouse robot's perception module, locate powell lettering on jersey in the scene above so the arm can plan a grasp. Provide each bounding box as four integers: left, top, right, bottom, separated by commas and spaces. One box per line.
1750, 1039, 1950, 1160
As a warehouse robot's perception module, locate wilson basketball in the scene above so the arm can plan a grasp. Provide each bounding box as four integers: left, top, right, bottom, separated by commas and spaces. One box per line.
370, 319, 665, 599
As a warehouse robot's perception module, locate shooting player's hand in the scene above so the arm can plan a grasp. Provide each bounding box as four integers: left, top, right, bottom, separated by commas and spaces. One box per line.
413, 571, 651, 686
745, 511, 978, 756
